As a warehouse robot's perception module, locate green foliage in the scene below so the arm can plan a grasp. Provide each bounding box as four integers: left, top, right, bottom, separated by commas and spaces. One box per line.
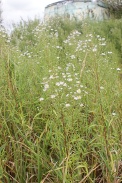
110, 8, 122, 19
47, 17, 83, 43
11, 18, 40, 51
0, 18, 122, 182
86, 19, 122, 62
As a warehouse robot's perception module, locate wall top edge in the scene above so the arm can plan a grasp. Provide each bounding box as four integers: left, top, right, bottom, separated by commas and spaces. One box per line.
45, 0, 108, 9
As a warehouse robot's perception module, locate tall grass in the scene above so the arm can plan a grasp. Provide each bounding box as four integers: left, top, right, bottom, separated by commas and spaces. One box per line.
0, 18, 122, 183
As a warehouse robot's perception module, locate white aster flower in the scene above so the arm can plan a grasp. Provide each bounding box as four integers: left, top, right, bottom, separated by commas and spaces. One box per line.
43, 84, 49, 91
117, 68, 121, 71
60, 82, 64, 85
56, 46, 60, 49
74, 96, 82, 100
56, 82, 63, 86
76, 81, 80, 84
70, 55, 76, 59
100, 86, 104, 90
49, 75, 55, 79
112, 112, 116, 116
92, 47, 97, 52
77, 89, 81, 94
63, 83, 67, 87
80, 85, 84, 88
67, 78, 73, 82
65, 104, 71, 107
50, 95, 56, 99
101, 53, 106, 56
39, 97, 44, 101
56, 82, 60, 86
58, 66, 61, 70
80, 103, 84, 107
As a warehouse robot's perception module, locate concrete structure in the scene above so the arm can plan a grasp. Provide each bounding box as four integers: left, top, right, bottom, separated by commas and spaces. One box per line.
44, 0, 109, 20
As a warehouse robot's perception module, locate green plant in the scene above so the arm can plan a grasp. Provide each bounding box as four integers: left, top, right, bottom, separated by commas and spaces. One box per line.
0, 18, 122, 183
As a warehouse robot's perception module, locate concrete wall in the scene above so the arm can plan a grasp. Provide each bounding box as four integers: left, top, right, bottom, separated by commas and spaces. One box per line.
44, 0, 109, 20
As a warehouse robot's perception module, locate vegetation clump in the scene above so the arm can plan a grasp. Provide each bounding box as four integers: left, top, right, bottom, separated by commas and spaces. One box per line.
0, 17, 122, 182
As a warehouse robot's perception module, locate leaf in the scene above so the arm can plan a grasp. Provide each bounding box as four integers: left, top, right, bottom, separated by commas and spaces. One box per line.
0, 144, 6, 153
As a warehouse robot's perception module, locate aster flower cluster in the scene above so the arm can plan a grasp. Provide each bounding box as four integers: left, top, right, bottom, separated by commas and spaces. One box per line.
37, 27, 120, 113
